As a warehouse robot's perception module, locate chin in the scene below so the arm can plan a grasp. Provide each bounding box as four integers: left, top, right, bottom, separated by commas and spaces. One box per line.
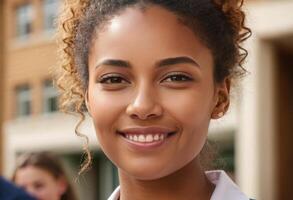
119, 161, 176, 181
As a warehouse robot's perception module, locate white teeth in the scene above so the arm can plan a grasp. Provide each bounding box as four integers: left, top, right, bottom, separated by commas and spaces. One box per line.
146, 134, 153, 142
154, 134, 159, 141
125, 134, 166, 143
138, 135, 145, 142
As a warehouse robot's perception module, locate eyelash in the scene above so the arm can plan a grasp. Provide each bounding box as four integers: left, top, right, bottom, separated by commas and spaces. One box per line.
97, 72, 193, 85
98, 74, 129, 84
161, 72, 193, 83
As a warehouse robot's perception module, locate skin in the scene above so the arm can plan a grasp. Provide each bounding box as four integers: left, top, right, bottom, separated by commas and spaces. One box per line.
86, 5, 229, 200
14, 166, 67, 200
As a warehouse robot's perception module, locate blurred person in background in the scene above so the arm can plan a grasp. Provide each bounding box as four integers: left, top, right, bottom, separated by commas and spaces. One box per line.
12, 152, 77, 200
0, 176, 36, 200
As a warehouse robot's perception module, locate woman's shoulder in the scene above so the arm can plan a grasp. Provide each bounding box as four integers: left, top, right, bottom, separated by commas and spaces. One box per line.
206, 170, 253, 200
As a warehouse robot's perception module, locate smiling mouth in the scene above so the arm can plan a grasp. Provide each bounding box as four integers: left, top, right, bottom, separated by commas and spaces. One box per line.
117, 131, 176, 143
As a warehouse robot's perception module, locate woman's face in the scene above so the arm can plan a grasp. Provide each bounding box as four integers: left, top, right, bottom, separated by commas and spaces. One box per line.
87, 6, 227, 180
14, 166, 66, 200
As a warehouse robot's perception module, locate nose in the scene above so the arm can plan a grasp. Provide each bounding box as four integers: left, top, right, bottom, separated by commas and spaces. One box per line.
126, 86, 163, 120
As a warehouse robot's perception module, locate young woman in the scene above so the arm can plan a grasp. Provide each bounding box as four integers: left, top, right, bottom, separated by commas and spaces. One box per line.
57, 0, 252, 199
13, 152, 77, 200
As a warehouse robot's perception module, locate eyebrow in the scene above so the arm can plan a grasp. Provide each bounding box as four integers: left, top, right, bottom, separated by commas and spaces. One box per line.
95, 56, 200, 69
156, 56, 200, 68
95, 59, 130, 69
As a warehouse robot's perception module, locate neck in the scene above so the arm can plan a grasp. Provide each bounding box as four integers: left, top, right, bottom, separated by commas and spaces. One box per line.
118, 158, 214, 200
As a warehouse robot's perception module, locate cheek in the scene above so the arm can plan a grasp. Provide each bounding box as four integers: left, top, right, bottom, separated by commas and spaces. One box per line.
88, 89, 129, 144
89, 90, 122, 125
161, 87, 213, 157
162, 87, 214, 128
38, 182, 61, 199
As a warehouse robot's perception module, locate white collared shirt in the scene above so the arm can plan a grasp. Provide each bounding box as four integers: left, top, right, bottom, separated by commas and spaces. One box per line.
107, 170, 250, 200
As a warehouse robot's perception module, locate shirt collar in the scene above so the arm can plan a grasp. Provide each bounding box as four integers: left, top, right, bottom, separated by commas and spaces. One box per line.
108, 185, 120, 200
108, 170, 249, 200
206, 170, 249, 200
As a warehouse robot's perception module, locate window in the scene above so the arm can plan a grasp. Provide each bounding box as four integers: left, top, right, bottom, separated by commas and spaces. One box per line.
71, 152, 119, 200
43, 0, 59, 31
43, 80, 58, 113
16, 85, 31, 117
16, 4, 33, 38
98, 157, 119, 200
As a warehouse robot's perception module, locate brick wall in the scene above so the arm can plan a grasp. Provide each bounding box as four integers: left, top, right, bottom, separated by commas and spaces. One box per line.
0, 0, 60, 173
3, 0, 58, 121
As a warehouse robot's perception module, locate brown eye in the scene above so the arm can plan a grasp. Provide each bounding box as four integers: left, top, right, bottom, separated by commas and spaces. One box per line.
98, 74, 130, 84
162, 73, 193, 83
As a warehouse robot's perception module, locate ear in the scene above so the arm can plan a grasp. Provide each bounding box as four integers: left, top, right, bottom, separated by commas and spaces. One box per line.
85, 90, 92, 117
56, 176, 68, 196
211, 78, 231, 119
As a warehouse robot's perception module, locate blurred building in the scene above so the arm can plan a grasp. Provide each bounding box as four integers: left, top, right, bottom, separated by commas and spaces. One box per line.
0, 0, 5, 173
0, 0, 292, 200
237, 1, 293, 200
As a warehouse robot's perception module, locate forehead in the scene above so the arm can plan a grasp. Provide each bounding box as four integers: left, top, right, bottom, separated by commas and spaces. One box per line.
90, 5, 212, 67
15, 166, 55, 183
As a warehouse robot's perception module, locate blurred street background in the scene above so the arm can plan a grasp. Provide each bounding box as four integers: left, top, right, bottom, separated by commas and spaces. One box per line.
0, 0, 292, 199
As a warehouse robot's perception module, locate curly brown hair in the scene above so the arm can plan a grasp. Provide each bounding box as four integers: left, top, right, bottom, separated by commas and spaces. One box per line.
56, 0, 251, 175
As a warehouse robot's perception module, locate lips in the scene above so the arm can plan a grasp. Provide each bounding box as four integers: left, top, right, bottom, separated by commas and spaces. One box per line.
117, 126, 177, 144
